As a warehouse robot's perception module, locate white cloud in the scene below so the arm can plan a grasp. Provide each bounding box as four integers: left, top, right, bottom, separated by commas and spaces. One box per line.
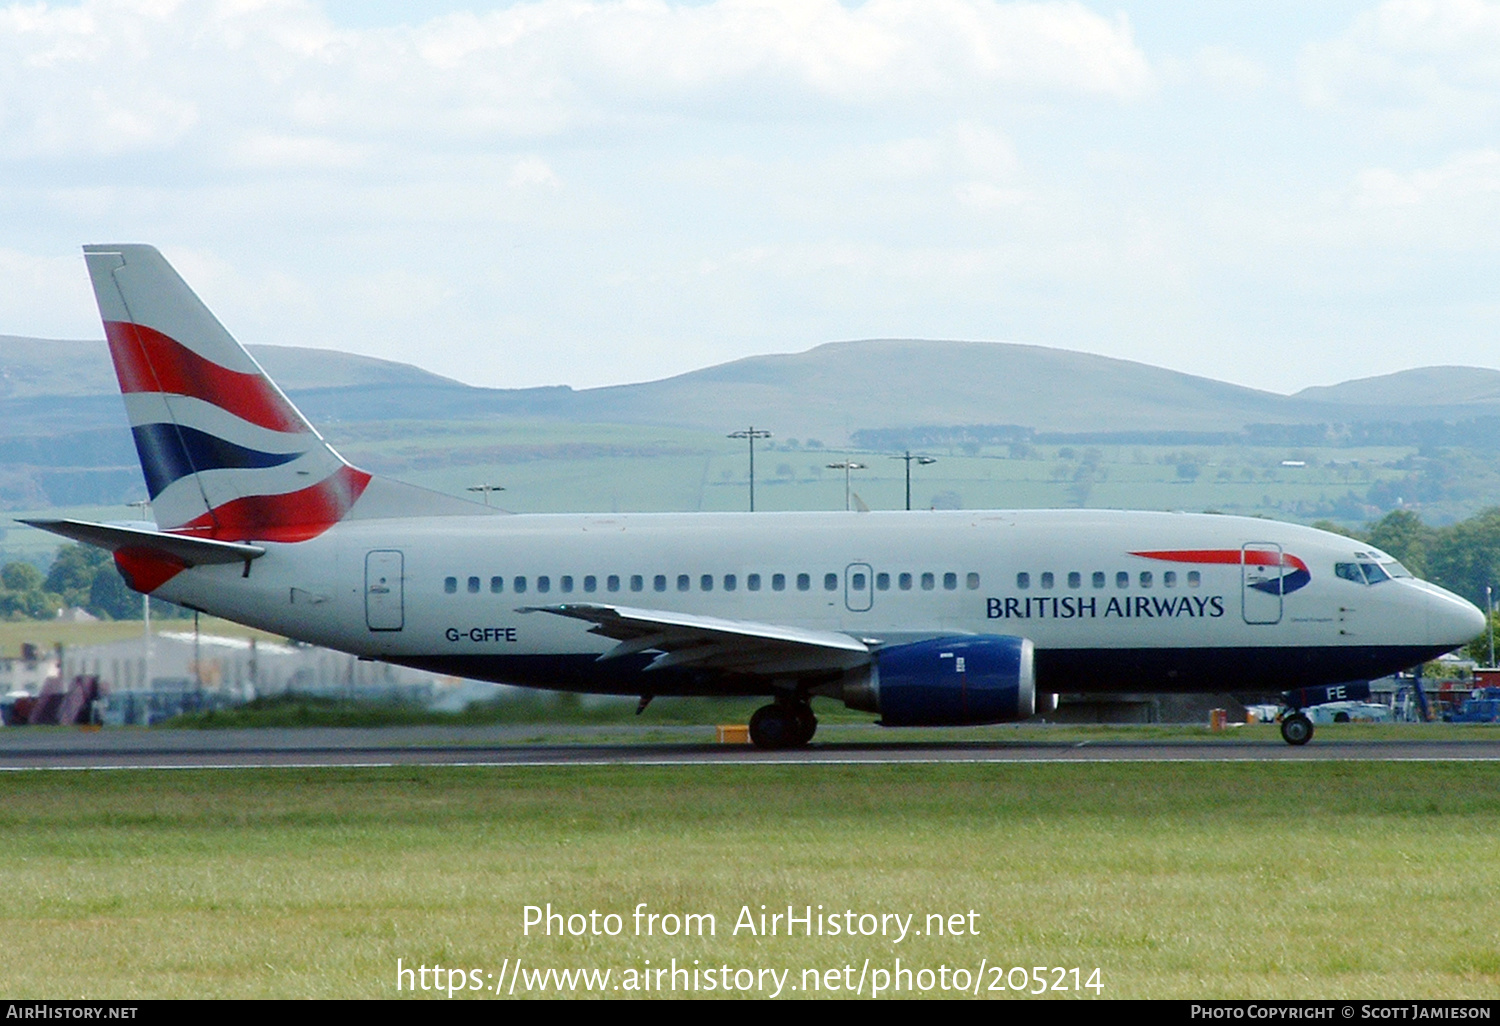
1352, 148, 1500, 208
1194, 45, 1267, 97
0, 0, 1151, 166
1301, 0, 1500, 135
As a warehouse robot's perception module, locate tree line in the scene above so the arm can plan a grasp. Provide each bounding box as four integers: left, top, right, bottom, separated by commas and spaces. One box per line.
0, 545, 187, 621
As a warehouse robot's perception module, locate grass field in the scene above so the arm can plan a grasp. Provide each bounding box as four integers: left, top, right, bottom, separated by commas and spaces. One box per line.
1, 762, 1497, 999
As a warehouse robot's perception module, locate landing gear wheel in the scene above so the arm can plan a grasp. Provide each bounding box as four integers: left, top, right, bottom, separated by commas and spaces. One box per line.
749, 704, 816, 750
790, 704, 817, 746
749, 704, 795, 750
1280, 712, 1314, 746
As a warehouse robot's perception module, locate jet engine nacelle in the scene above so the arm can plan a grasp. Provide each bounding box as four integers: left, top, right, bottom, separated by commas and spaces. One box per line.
844, 635, 1036, 726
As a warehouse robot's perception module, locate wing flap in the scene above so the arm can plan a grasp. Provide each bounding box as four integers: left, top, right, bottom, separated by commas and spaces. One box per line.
518, 602, 871, 678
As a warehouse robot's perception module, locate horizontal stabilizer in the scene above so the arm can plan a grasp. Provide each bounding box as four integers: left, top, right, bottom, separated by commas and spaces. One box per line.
20, 518, 265, 566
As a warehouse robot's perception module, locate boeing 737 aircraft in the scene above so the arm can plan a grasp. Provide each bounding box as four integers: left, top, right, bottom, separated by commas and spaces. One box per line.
23, 245, 1486, 748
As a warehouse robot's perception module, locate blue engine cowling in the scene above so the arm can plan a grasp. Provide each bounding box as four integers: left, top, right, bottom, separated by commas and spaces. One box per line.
856, 636, 1035, 726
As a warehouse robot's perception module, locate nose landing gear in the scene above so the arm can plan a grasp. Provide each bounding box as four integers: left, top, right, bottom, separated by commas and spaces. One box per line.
748, 701, 818, 750
1279, 711, 1313, 746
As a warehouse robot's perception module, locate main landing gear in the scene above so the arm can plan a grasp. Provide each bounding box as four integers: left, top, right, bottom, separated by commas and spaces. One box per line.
1280, 711, 1314, 746
748, 701, 817, 750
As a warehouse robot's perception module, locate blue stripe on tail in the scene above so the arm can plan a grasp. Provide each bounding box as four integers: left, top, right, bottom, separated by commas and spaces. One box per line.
132, 423, 303, 498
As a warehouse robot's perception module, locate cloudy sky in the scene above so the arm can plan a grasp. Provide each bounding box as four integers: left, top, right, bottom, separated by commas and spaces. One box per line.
2, 0, 1498, 394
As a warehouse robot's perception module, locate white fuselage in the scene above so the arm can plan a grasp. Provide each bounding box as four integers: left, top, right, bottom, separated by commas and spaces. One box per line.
148, 507, 1484, 700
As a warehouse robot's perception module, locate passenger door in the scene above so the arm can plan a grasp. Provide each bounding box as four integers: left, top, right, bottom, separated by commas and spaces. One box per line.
365, 550, 405, 631
1241, 543, 1283, 625
845, 562, 873, 613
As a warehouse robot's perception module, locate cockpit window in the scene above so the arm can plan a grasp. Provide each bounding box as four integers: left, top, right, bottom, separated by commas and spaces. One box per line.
1336, 559, 1404, 585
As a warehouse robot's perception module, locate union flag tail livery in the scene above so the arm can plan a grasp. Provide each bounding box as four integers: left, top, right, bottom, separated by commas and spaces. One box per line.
22, 243, 1488, 749
84, 245, 371, 542
82, 245, 482, 542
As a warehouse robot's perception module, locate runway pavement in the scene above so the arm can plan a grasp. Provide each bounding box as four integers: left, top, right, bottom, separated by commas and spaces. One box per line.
3, 725, 1500, 769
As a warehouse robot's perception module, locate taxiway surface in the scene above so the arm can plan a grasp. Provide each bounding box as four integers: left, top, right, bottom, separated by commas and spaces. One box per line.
2, 726, 1498, 769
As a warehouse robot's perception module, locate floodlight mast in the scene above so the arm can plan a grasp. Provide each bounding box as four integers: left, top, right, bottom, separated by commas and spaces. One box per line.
728, 427, 772, 511
889, 451, 938, 510
826, 460, 866, 511
127, 498, 152, 690
467, 484, 505, 506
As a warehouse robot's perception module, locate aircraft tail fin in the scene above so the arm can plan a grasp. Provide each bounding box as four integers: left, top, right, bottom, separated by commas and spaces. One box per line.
83, 244, 488, 542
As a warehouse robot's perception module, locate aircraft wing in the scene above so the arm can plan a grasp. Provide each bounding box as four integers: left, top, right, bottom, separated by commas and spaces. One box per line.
518, 602, 871, 676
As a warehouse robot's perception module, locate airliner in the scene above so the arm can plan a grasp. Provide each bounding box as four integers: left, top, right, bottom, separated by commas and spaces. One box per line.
23, 245, 1486, 748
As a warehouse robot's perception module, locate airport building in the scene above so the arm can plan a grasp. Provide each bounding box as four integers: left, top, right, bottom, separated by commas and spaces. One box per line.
1, 631, 502, 725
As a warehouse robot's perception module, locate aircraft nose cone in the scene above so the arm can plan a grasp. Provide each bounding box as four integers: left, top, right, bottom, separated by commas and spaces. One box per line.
1430, 588, 1487, 647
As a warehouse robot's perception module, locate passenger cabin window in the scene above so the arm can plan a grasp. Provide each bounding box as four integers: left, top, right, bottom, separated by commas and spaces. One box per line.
514, 576, 527, 594
724, 574, 737, 591
608, 575, 621, 593
536, 576, 551, 594
628, 575, 642, 592
851, 572, 867, 591
560, 575, 573, 593
748, 574, 761, 591
877, 573, 891, 591
583, 575, 597, 593
1039, 572, 1053, 589
1093, 571, 1106, 588
468, 576, 480, 593
1139, 572, 1152, 588
490, 576, 504, 594
824, 573, 838, 591
1068, 572, 1081, 589
944, 572, 958, 590
797, 573, 811, 591
700, 574, 713, 591
677, 575, 691, 592
444, 576, 457, 594
921, 572, 935, 591
1187, 571, 1200, 587
966, 573, 980, 590
899, 572, 913, 591
773, 573, 786, 591
1017, 572, 1030, 590
653, 575, 667, 592
1163, 571, 1177, 588
1116, 572, 1129, 589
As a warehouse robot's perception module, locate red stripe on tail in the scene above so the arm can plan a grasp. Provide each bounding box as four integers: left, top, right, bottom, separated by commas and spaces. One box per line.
104, 320, 307, 434
113, 547, 188, 593
175, 465, 372, 543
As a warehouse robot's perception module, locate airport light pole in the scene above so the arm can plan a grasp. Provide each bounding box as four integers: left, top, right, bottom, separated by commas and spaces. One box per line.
826, 461, 866, 511
467, 484, 506, 506
127, 499, 153, 689
890, 451, 937, 511
1488, 585, 1494, 667
728, 427, 772, 511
